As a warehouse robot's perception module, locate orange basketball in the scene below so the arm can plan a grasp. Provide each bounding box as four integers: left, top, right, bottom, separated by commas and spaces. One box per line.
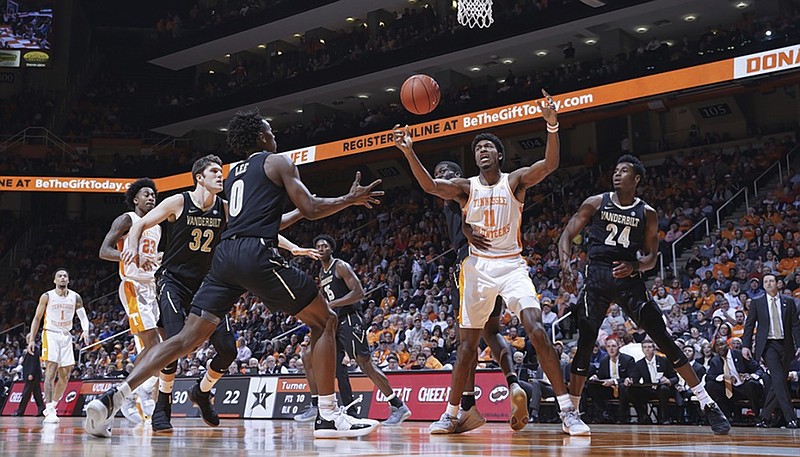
400, 74, 440, 115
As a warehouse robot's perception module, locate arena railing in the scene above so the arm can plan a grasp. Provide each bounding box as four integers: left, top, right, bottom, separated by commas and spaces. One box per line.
671, 218, 709, 278
715, 187, 749, 230
753, 161, 783, 198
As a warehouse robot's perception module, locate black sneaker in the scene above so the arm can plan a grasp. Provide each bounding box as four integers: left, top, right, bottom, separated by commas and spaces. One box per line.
152, 395, 173, 434
702, 403, 731, 435
189, 382, 220, 427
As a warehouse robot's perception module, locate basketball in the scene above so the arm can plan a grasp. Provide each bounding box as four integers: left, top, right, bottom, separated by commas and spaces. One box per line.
400, 74, 440, 115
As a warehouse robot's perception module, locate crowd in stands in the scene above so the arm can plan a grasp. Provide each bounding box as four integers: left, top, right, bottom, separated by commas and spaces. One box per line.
0, 135, 797, 426
0, 91, 54, 136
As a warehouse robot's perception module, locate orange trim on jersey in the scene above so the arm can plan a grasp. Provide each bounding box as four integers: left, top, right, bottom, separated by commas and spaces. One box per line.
468, 250, 523, 259
516, 205, 523, 250
458, 257, 467, 326
117, 238, 125, 278
41, 329, 49, 362
123, 281, 145, 334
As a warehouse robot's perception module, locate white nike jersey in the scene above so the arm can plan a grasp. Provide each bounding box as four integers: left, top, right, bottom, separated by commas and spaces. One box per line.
464, 173, 523, 258
44, 289, 78, 335
118, 211, 161, 283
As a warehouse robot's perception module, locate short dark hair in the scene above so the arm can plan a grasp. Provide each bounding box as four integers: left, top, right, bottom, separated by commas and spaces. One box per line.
435, 160, 463, 177
227, 108, 264, 154
192, 154, 222, 186
313, 234, 337, 252
471, 133, 505, 167
125, 178, 157, 210
53, 268, 69, 278
617, 154, 646, 181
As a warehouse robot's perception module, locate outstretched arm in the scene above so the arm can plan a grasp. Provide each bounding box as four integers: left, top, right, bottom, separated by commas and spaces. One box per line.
267, 154, 383, 220
393, 124, 468, 202
558, 195, 601, 293
509, 90, 560, 193
75, 294, 90, 345
280, 209, 304, 230
121, 194, 183, 266
277, 234, 320, 260
99, 213, 132, 262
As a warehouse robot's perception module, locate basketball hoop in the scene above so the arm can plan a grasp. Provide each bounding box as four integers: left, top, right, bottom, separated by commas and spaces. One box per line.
458, 0, 494, 29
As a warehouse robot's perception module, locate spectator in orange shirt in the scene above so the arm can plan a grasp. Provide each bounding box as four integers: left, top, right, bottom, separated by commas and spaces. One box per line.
712, 253, 736, 278
504, 326, 526, 351
367, 322, 382, 348
720, 221, 736, 240
380, 289, 396, 310
695, 284, 716, 313
739, 207, 760, 227
778, 247, 799, 277
730, 310, 746, 339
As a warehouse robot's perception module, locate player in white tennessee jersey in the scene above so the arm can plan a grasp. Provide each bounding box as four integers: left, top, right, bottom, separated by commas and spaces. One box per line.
99, 177, 162, 422
394, 90, 589, 436
27, 268, 90, 424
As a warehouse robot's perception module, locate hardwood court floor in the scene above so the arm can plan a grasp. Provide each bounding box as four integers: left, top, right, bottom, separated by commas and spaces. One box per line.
1, 417, 799, 457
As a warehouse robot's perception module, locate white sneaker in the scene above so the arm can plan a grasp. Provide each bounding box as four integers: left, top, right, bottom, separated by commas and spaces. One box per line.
121, 395, 142, 424
84, 388, 121, 438
43, 406, 59, 424
509, 383, 529, 431
560, 409, 591, 436
313, 407, 380, 439
429, 412, 458, 435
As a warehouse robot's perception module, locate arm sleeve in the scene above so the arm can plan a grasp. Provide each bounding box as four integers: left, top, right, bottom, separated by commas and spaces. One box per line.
76, 307, 90, 333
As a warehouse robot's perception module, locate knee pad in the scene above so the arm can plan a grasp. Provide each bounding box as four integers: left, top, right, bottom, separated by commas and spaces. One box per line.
209, 336, 237, 373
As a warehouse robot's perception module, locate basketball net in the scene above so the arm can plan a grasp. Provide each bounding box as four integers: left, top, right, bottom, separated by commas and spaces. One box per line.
458, 0, 494, 29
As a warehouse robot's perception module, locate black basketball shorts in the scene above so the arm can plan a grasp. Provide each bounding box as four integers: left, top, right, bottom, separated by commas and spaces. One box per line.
337, 312, 371, 359
575, 262, 651, 329
157, 271, 234, 340
191, 237, 318, 321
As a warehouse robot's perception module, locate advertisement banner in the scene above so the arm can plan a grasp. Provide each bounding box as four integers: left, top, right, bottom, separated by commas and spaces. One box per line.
2, 380, 82, 416
733, 43, 800, 79
0, 50, 20, 68
271, 376, 373, 419
368, 371, 509, 421
166, 377, 201, 418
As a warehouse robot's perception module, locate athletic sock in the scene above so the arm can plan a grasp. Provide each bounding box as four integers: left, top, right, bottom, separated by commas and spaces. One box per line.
159, 373, 175, 395
557, 394, 573, 412
461, 391, 476, 410
506, 373, 519, 387
386, 393, 403, 408
446, 403, 459, 417
311, 395, 319, 407
570, 394, 582, 411
691, 384, 713, 408
199, 370, 223, 393
318, 394, 337, 421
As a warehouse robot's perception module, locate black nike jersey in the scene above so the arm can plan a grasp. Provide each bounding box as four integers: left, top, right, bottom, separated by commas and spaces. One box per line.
222, 152, 286, 241
158, 192, 226, 290
319, 259, 361, 317
586, 192, 647, 264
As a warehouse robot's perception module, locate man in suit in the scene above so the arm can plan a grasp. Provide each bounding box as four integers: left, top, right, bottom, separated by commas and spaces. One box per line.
585, 337, 635, 423
706, 338, 764, 422
626, 339, 679, 424
14, 343, 45, 417
675, 345, 706, 424
742, 273, 800, 428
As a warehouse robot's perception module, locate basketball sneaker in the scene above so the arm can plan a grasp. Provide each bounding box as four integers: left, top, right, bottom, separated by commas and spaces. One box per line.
84, 387, 122, 438
509, 383, 529, 431
702, 403, 731, 435
454, 406, 486, 433
188, 381, 220, 427
429, 412, 459, 435
383, 404, 412, 426
313, 409, 380, 439
121, 395, 142, 424
42, 403, 59, 424
294, 405, 319, 423
560, 409, 591, 436
151, 394, 173, 433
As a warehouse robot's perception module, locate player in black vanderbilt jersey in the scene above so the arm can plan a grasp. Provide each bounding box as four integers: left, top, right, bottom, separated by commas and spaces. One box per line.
558, 154, 730, 435
294, 234, 411, 426
87, 109, 383, 439
434, 160, 527, 432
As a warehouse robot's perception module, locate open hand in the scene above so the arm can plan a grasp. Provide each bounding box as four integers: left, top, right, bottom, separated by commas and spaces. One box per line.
120, 247, 138, 266
392, 124, 413, 154
560, 266, 577, 295
464, 224, 491, 251
612, 260, 636, 278
539, 90, 558, 126
347, 171, 383, 209
292, 247, 321, 260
